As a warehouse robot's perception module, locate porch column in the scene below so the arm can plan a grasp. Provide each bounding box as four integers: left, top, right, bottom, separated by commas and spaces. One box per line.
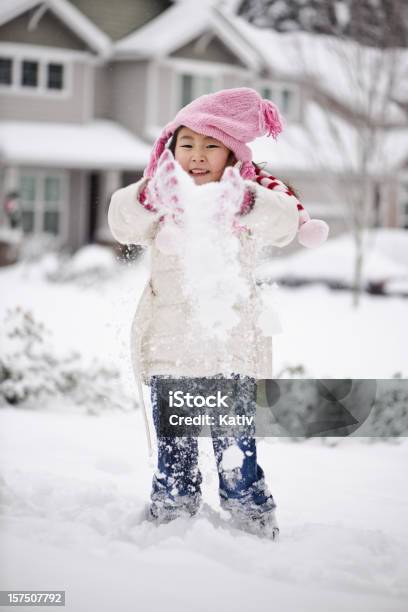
96, 169, 121, 241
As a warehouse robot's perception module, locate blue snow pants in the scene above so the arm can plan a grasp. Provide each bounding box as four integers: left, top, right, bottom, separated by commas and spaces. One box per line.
149, 374, 277, 522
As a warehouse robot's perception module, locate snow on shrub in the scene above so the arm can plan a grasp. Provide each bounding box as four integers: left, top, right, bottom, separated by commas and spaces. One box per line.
46, 245, 119, 287
257, 368, 408, 441
18, 232, 62, 262
0, 306, 137, 414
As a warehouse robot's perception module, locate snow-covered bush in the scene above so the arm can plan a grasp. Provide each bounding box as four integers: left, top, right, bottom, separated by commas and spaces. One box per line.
0, 306, 137, 414
257, 370, 408, 441
18, 232, 63, 263
45, 244, 120, 287
361, 375, 408, 438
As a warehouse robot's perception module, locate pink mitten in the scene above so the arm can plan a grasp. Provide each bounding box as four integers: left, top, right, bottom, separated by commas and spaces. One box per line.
297, 209, 329, 248
146, 149, 186, 255
146, 149, 184, 218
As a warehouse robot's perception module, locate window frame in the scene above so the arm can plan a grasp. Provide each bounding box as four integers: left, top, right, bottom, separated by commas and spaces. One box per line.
0, 46, 72, 98
179, 72, 220, 108
163, 57, 251, 119
0, 55, 13, 86
257, 79, 301, 122
47, 62, 65, 91
18, 168, 69, 241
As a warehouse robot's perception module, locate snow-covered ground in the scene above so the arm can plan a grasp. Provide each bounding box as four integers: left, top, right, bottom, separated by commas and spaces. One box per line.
1, 409, 407, 612
257, 228, 408, 292
0, 242, 407, 612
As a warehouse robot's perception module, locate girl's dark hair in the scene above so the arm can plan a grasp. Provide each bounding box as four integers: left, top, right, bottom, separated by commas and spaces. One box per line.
168, 125, 236, 167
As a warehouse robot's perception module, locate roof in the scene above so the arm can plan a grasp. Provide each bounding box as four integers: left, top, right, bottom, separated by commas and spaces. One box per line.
68, 0, 173, 42
0, 120, 152, 170
113, 1, 263, 70
0, 0, 111, 57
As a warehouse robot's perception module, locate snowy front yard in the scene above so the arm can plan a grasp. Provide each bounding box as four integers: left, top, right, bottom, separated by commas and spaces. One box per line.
0, 242, 407, 612
1, 409, 407, 612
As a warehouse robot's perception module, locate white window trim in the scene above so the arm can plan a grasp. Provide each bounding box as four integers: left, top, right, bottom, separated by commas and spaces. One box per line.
163, 57, 251, 121
0, 43, 99, 98
172, 72, 224, 118
256, 79, 301, 122
0, 42, 98, 62
145, 56, 254, 136
162, 56, 252, 77
0, 55, 71, 99
18, 167, 69, 243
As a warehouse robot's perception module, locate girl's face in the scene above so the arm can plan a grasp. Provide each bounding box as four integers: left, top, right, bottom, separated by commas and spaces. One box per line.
174, 127, 234, 185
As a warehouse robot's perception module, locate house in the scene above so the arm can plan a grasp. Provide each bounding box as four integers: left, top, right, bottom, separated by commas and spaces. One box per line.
0, 0, 161, 252
0, 0, 407, 258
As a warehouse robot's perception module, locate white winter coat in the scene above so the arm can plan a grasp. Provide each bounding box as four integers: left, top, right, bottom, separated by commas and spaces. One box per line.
108, 171, 299, 389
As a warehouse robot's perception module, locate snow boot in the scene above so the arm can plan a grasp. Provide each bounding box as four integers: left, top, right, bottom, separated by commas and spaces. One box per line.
221, 496, 280, 540
149, 491, 202, 524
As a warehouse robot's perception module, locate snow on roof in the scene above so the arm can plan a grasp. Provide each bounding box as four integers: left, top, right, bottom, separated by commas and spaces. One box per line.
113, 1, 261, 69
0, 0, 36, 25
114, 3, 209, 58
170, 0, 243, 13
227, 14, 408, 123
0, 0, 111, 58
0, 120, 152, 170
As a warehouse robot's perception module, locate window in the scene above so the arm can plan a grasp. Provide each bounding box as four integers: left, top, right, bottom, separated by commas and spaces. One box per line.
22, 60, 39, 87
47, 63, 64, 90
44, 176, 60, 202
179, 73, 216, 108
20, 176, 36, 202
281, 88, 293, 114
0, 54, 67, 93
43, 176, 61, 234
20, 176, 36, 233
0, 57, 12, 85
259, 82, 299, 121
19, 171, 66, 237
181, 74, 193, 107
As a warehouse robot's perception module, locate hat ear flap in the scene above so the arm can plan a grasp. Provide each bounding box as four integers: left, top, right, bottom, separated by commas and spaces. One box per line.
143, 129, 172, 178
240, 161, 256, 180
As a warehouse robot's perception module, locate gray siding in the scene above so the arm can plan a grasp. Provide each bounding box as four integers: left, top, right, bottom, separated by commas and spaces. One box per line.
0, 8, 90, 52
110, 61, 148, 136
67, 170, 89, 250
69, 0, 172, 41
221, 72, 253, 89
0, 61, 93, 123
157, 64, 175, 125
170, 33, 245, 67
93, 64, 113, 119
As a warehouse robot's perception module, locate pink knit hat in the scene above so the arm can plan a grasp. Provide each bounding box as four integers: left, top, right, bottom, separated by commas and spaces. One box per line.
143, 87, 283, 181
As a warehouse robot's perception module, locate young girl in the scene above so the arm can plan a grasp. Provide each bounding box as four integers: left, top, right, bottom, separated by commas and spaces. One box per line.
108, 87, 328, 539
